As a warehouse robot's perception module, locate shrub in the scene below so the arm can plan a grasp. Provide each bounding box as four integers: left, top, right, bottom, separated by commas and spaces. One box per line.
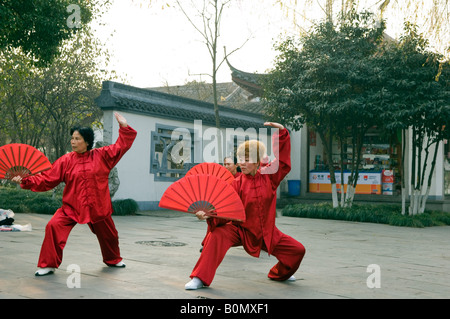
112, 198, 139, 215
0, 187, 139, 216
282, 203, 450, 228
0, 187, 61, 214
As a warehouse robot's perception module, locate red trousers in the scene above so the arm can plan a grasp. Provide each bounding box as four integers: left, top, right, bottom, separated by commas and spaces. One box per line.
190, 223, 306, 286
37, 209, 122, 268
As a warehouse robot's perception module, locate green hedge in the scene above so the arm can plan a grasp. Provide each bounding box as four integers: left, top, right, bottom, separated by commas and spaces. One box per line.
0, 187, 62, 214
282, 202, 450, 228
0, 187, 139, 216
111, 199, 139, 215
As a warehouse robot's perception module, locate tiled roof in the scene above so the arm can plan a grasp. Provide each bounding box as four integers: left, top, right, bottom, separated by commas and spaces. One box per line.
226, 58, 267, 99
149, 81, 265, 114
95, 81, 265, 129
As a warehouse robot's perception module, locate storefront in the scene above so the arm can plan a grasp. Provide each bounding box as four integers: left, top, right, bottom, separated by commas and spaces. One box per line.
445, 139, 450, 195
307, 127, 401, 196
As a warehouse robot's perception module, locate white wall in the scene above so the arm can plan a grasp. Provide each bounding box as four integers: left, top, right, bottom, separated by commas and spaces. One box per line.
104, 110, 299, 210
106, 110, 189, 207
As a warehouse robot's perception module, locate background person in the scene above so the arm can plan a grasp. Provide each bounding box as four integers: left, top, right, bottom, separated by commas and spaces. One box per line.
223, 156, 241, 178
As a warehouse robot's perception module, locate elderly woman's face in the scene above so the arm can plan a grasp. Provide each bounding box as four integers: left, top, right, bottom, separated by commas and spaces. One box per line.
238, 156, 258, 176
71, 131, 88, 154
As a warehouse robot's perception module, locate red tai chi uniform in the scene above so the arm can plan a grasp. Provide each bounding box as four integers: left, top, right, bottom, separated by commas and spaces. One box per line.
190, 128, 306, 286
21, 126, 137, 268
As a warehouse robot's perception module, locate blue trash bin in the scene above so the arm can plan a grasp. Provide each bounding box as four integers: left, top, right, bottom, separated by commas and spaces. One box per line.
288, 180, 301, 196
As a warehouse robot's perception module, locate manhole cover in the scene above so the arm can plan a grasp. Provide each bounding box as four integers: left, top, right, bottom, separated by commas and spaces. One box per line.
135, 240, 186, 247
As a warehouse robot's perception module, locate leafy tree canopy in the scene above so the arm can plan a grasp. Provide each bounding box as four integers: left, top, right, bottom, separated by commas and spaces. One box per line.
0, 0, 93, 66
262, 10, 386, 132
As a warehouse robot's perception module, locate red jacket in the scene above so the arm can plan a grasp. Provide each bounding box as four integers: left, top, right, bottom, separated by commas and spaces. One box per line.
208, 128, 291, 257
233, 171, 242, 179
21, 126, 137, 224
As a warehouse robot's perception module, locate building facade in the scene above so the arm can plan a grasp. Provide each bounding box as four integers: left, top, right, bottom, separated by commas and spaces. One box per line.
95, 63, 449, 212
95, 80, 303, 210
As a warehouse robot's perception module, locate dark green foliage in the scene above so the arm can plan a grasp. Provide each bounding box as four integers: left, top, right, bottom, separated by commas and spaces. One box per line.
0, 0, 93, 66
262, 9, 450, 210
0, 187, 139, 216
0, 187, 61, 214
262, 10, 386, 132
112, 199, 140, 216
282, 203, 450, 228
261, 10, 389, 189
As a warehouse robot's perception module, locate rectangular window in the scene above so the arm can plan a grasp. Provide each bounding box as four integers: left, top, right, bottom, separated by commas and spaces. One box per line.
150, 124, 195, 181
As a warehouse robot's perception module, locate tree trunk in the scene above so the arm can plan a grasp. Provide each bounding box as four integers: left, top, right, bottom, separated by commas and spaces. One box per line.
318, 129, 338, 208
339, 137, 345, 207
419, 140, 440, 213
401, 129, 407, 215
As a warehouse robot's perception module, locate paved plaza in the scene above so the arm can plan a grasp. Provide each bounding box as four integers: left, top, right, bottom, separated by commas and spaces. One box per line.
1, 209, 449, 299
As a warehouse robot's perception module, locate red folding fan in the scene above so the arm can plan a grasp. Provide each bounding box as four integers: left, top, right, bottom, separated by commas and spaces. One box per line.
159, 174, 246, 222
185, 162, 235, 184
0, 144, 52, 180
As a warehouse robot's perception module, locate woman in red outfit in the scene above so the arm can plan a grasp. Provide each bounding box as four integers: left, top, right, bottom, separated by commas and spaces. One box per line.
185, 122, 305, 290
12, 113, 137, 276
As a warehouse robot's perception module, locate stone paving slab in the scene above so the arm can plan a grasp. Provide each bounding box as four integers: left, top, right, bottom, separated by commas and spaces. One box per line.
1, 210, 449, 300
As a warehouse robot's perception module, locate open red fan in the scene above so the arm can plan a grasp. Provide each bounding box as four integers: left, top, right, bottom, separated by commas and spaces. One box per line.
185, 162, 234, 184
159, 174, 246, 222
0, 144, 52, 180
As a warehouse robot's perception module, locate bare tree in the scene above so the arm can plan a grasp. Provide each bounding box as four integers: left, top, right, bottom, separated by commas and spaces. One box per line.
174, 0, 249, 161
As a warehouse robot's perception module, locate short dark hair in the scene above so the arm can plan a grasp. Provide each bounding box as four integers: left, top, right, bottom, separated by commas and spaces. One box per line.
224, 156, 238, 165
70, 126, 94, 151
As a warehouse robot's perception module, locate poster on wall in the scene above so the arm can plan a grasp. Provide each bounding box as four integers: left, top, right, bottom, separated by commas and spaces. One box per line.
309, 171, 382, 194
381, 169, 394, 195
